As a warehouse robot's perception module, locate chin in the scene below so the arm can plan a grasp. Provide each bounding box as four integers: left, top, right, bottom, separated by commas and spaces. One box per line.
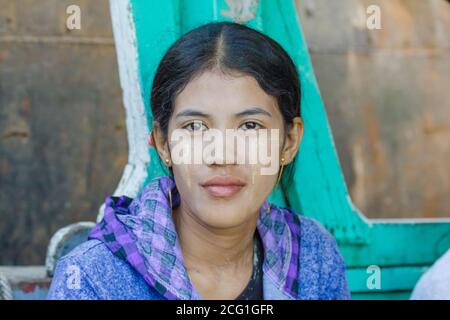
197, 207, 250, 229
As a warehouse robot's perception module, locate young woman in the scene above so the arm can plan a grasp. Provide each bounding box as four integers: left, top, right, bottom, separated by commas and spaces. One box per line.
48, 22, 350, 300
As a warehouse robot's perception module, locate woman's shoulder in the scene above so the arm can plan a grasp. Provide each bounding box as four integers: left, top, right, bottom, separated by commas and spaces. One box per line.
47, 240, 158, 300
54, 239, 126, 279
296, 214, 344, 266
276, 206, 338, 249
58, 239, 114, 264
298, 215, 338, 248
282, 209, 344, 263
277, 207, 351, 299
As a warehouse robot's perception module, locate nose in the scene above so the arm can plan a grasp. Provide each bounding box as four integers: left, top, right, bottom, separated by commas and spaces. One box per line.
203, 128, 257, 166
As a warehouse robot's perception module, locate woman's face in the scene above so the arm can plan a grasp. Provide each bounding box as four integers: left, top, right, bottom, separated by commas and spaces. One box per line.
154, 69, 303, 229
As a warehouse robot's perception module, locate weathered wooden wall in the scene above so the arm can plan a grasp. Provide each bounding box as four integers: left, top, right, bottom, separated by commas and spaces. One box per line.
296, 0, 449, 218
0, 0, 127, 265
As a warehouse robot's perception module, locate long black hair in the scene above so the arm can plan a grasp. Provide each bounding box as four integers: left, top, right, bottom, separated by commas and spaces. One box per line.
151, 22, 301, 204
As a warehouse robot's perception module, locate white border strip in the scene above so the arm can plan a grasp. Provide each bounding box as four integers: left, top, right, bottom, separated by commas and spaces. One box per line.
96, 0, 150, 221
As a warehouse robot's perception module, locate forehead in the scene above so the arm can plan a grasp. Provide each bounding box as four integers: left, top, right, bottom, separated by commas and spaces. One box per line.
173, 70, 279, 116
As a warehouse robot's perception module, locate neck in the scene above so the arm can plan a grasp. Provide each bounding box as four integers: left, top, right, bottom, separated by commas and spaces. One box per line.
172, 202, 258, 272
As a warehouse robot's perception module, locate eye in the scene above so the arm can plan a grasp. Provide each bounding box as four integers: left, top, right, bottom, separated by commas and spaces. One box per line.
183, 121, 208, 132
239, 121, 263, 131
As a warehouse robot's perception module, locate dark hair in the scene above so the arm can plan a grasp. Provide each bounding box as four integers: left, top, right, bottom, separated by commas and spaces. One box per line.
151, 21, 301, 137
150, 22, 301, 204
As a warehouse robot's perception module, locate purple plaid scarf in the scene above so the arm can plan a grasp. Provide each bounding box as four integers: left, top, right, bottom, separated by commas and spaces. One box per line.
89, 175, 301, 300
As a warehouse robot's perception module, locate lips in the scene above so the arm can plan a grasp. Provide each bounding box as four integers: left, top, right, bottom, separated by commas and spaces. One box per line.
200, 175, 246, 198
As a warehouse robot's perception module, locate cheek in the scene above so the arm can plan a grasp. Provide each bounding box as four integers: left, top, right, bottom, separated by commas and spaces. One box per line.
172, 164, 198, 191
246, 164, 278, 199
238, 130, 282, 178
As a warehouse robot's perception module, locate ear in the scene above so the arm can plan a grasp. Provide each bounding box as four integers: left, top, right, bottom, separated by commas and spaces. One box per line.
151, 121, 172, 167
281, 117, 304, 165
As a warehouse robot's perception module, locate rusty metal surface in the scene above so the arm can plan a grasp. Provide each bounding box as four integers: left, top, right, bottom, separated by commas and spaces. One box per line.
296, 0, 450, 218
0, 0, 127, 264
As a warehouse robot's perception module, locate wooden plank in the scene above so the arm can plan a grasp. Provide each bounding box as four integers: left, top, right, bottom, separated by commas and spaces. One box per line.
351, 291, 411, 300
347, 265, 428, 293
340, 221, 450, 267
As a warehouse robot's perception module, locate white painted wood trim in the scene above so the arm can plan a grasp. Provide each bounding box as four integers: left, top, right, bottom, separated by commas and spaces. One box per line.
95, 0, 151, 222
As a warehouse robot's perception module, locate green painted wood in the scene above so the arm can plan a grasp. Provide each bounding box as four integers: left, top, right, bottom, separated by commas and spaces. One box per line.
125, 0, 450, 299
351, 291, 412, 300
342, 221, 450, 296
341, 221, 450, 267
347, 266, 428, 292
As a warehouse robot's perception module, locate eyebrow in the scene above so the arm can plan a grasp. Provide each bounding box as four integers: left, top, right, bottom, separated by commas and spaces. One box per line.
174, 106, 272, 119
175, 109, 211, 119
235, 107, 272, 118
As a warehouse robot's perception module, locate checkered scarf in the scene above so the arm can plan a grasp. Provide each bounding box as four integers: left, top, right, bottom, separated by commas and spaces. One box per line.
88, 175, 301, 300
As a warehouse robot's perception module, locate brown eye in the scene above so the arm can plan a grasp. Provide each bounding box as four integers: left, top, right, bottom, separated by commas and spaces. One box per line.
239, 121, 263, 131
184, 121, 207, 132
